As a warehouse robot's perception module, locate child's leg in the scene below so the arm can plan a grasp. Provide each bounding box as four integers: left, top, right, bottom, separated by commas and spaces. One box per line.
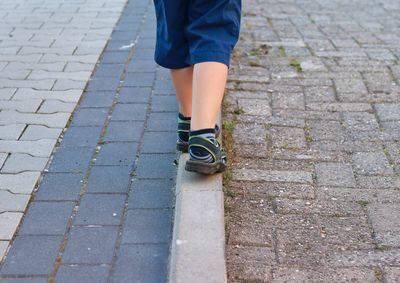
191, 62, 228, 131
170, 66, 193, 118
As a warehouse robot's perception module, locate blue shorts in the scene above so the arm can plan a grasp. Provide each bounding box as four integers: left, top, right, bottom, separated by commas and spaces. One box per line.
153, 0, 241, 69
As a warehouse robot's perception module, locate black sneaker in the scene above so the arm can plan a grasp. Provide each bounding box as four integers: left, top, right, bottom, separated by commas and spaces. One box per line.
177, 122, 221, 153
185, 135, 227, 174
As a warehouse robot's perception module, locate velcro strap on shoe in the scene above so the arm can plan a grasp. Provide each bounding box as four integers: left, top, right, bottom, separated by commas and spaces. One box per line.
188, 136, 221, 162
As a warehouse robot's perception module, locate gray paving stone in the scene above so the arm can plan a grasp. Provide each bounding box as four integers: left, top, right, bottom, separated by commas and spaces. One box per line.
0, 212, 23, 240
100, 51, 130, 64
0, 110, 70, 128
61, 226, 119, 264
85, 166, 131, 193
54, 265, 110, 283
70, 108, 109, 126
103, 121, 144, 142
95, 142, 138, 166
153, 78, 175, 95
37, 100, 76, 114
93, 63, 124, 78
86, 77, 121, 92
146, 112, 177, 132
0, 125, 25, 140
0, 88, 17, 100
20, 125, 63, 141
127, 59, 157, 73
4, 62, 65, 72
128, 179, 174, 209
47, 147, 94, 173
0, 79, 55, 90
0, 153, 7, 168
151, 95, 179, 112
12, 89, 82, 103
40, 54, 98, 64
112, 244, 169, 283
117, 87, 152, 103
110, 31, 138, 41
227, 245, 275, 281
110, 103, 148, 121
19, 46, 75, 56
375, 103, 400, 121
0, 172, 41, 194
233, 168, 313, 184
308, 120, 345, 141
383, 267, 400, 283
304, 86, 336, 102
335, 78, 368, 94
0, 235, 62, 275
122, 209, 172, 244
272, 266, 376, 283
0, 139, 57, 158
0, 191, 30, 213
272, 92, 305, 110
130, 52, 154, 62
59, 126, 102, 148
74, 194, 126, 225
136, 154, 176, 179
367, 203, 400, 246
315, 162, 356, 187
319, 216, 374, 251
52, 79, 87, 91
105, 40, 135, 52
34, 173, 84, 201
1, 153, 48, 173
352, 151, 393, 175
238, 98, 272, 116
0, 278, 48, 283
123, 72, 155, 87
79, 91, 115, 108
269, 126, 307, 149
18, 201, 74, 235
141, 131, 176, 153
0, 99, 42, 112
0, 241, 8, 261
306, 102, 372, 112
343, 112, 379, 131
29, 70, 91, 81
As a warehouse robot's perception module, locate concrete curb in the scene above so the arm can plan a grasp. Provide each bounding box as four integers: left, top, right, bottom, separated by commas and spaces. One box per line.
168, 129, 227, 282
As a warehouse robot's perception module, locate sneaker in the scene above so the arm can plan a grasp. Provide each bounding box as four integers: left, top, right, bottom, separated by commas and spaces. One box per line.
185, 135, 227, 174
176, 122, 221, 153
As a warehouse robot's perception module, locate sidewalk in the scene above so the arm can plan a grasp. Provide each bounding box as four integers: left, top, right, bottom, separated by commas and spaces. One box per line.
0, 0, 127, 261
225, 0, 400, 282
1, 0, 177, 282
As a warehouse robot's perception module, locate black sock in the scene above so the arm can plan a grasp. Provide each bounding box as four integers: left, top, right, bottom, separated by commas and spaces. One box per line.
177, 112, 191, 143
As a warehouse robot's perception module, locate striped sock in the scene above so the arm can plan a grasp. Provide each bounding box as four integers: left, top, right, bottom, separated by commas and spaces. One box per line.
189, 128, 216, 163
177, 112, 191, 143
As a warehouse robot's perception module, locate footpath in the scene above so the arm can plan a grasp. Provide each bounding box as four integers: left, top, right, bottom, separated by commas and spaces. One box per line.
1, 0, 177, 282
224, 0, 400, 282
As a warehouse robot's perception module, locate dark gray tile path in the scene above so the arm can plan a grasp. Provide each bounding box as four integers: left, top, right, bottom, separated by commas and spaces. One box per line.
0, 0, 177, 282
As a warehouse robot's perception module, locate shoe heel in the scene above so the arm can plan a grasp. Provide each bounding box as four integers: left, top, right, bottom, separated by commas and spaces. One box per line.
176, 142, 188, 152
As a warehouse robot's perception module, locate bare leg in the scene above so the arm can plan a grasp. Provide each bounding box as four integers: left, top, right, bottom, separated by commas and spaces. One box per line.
170, 66, 194, 117
191, 62, 228, 131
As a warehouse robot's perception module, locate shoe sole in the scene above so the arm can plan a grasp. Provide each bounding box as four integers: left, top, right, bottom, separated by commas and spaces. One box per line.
185, 159, 226, 175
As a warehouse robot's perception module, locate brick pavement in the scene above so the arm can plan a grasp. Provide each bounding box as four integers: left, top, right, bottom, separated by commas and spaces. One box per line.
0, 0, 177, 282
224, 0, 400, 282
0, 0, 127, 261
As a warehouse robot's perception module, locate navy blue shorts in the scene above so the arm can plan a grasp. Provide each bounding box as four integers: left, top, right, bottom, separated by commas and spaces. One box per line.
153, 0, 241, 69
